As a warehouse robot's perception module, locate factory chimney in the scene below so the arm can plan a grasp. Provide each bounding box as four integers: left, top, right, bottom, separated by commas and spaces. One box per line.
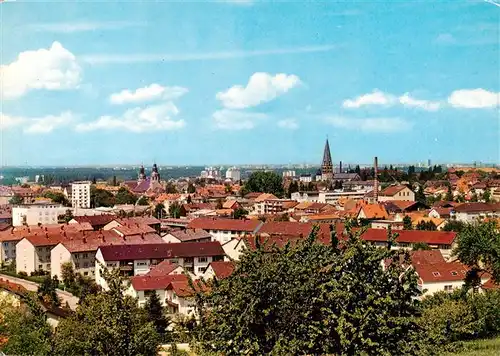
339, 161, 343, 174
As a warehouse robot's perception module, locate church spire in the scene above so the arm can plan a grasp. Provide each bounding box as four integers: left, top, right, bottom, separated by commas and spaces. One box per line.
321, 138, 334, 181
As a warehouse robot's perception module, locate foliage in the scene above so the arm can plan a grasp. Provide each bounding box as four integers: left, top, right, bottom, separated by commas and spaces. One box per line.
8, 194, 23, 205
60, 262, 101, 301
137, 196, 150, 206
37, 275, 61, 307
153, 203, 165, 219
413, 242, 432, 250
144, 291, 170, 335
273, 212, 290, 222
444, 220, 467, 232
287, 180, 299, 197
243, 171, 284, 198
63, 209, 74, 223
403, 215, 413, 230
41, 191, 70, 206
415, 184, 426, 204
0, 293, 53, 356
187, 182, 196, 194
194, 226, 422, 355
91, 186, 115, 207
169, 201, 182, 218
482, 190, 491, 203
453, 221, 500, 290
166, 182, 178, 194
446, 185, 454, 201
233, 207, 248, 220
52, 266, 160, 356
115, 187, 137, 205
416, 220, 437, 231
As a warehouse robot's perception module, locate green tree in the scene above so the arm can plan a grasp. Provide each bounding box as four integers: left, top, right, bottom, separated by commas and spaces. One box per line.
415, 184, 426, 204
243, 171, 284, 197
443, 220, 466, 233
137, 196, 149, 206
187, 182, 196, 194
446, 185, 454, 201
287, 180, 299, 197
482, 189, 491, 203
61, 262, 76, 289
166, 182, 178, 194
52, 266, 160, 356
453, 221, 500, 291
63, 209, 74, 223
8, 194, 23, 205
169, 202, 182, 218
41, 191, 70, 206
194, 226, 422, 355
91, 186, 115, 207
38, 275, 61, 307
470, 189, 478, 202
115, 187, 137, 205
233, 207, 248, 219
144, 291, 170, 336
413, 242, 431, 251
0, 293, 53, 356
416, 220, 437, 231
153, 203, 165, 219
403, 215, 413, 230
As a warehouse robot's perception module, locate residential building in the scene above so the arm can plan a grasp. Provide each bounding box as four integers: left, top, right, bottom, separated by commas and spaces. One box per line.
50, 230, 164, 279
360, 229, 457, 258
68, 214, 117, 230
452, 202, 500, 222
162, 229, 212, 243
12, 202, 66, 227
95, 241, 225, 288
428, 207, 453, 219
254, 199, 296, 215
282, 170, 296, 178
0, 230, 22, 265
225, 167, 241, 182
357, 204, 389, 221
187, 217, 262, 243
128, 273, 188, 308
71, 181, 91, 208
0, 186, 14, 205
377, 185, 415, 202
333, 173, 361, 182
299, 174, 312, 183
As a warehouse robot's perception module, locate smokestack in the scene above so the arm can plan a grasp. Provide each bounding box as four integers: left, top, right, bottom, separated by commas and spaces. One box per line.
374, 157, 379, 202
339, 161, 343, 174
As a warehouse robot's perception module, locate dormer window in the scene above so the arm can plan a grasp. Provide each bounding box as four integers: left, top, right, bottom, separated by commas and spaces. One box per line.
432, 272, 441, 277
451, 271, 458, 276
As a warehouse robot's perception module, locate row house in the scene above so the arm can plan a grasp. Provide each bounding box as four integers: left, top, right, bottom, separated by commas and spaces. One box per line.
452, 202, 500, 222
187, 217, 262, 244
254, 199, 296, 215
162, 228, 212, 243
104, 216, 162, 234
360, 228, 457, 259
95, 241, 225, 289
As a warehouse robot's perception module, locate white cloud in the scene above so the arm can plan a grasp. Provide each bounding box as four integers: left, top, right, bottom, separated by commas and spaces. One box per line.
447, 89, 500, 108
110, 84, 188, 105
75, 103, 185, 133
326, 116, 412, 133
399, 93, 441, 111
277, 119, 299, 130
1, 111, 74, 133
24, 112, 75, 134
28, 21, 144, 33
81, 44, 337, 64
342, 90, 396, 108
0, 41, 81, 100
212, 109, 267, 130
216, 72, 301, 109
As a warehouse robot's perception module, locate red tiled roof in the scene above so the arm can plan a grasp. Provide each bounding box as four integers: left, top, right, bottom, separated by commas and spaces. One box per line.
0, 223, 92, 243
168, 228, 212, 242
410, 250, 446, 265
414, 261, 469, 283
60, 231, 164, 253
167, 279, 206, 297
112, 224, 156, 236
146, 260, 181, 277
208, 261, 235, 279
383, 200, 421, 212
257, 221, 330, 238
430, 207, 453, 217
72, 214, 117, 227
188, 217, 262, 232
131, 273, 187, 291
380, 185, 409, 196
244, 192, 263, 199
482, 278, 499, 290
98, 241, 225, 261
182, 203, 214, 212
361, 229, 457, 245
358, 204, 389, 219
222, 200, 238, 209
454, 202, 500, 213
116, 216, 161, 226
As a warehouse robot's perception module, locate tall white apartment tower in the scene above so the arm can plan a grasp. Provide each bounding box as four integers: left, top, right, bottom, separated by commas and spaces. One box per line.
71, 181, 91, 208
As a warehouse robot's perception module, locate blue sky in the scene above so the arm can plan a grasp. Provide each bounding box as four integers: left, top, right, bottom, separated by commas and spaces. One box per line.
1, 0, 499, 166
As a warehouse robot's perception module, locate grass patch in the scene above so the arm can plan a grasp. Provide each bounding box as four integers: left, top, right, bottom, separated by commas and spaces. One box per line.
0, 269, 47, 284
445, 338, 500, 356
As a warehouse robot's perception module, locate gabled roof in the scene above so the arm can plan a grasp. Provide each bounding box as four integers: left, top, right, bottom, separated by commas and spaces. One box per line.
72, 214, 117, 227
222, 200, 239, 209
60, 232, 164, 253
131, 273, 187, 291
146, 260, 182, 277
383, 200, 423, 212
167, 279, 206, 297
410, 250, 446, 265
98, 241, 225, 261
257, 221, 330, 238
380, 185, 410, 196
358, 204, 389, 219
112, 224, 156, 236
188, 217, 262, 232
208, 261, 235, 279
414, 261, 469, 283
430, 207, 453, 217
361, 229, 456, 245
454, 202, 500, 213
168, 228, 212, 242
254, 193, 279, 203
244, 192, 264, 199
116, 216, 161, 226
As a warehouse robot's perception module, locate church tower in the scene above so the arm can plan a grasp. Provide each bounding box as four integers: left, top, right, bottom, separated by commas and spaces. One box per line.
321, 139, 334, 181
138, 165, 146, 183
151, 163, 160, 182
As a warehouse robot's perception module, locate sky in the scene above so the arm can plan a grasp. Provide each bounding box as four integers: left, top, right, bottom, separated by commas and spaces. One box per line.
0, 0, 499, 167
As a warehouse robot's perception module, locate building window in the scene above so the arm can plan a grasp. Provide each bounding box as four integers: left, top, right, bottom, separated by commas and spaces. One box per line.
198, 257, 208, 263
198, 267, 205, 273
451, 271, 458, 276
84, 272, 89, 276
75, 263, 80, 268
432, 272, 441, 277
444, 285, 453, 292
83, 262, 89, 268
83, 253, 88, 259
137, 262, 147, 266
